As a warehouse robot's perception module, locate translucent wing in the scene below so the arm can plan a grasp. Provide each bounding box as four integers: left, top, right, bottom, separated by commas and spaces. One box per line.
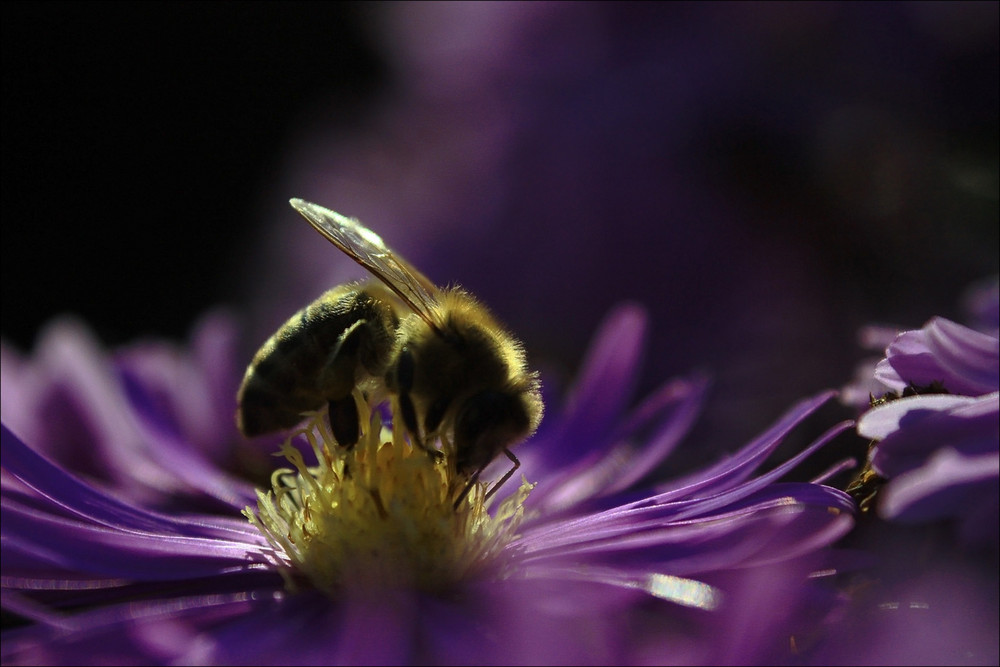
289, 198, 442, 329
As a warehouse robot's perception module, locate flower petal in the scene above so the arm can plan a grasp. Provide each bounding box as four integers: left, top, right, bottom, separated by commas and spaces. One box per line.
527, 374, 708, 512
1, 589, 276, 665
862, 392, 999, 477
537, 302, 647, 466
879, 448, 999, 546
1, 424, 260, 542
875, 317, 999, 396
118, 367, 260, 510
653, 391, 841, 500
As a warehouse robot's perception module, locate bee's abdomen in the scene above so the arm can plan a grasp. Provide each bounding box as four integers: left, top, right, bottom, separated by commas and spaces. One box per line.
236, 284, 398, 437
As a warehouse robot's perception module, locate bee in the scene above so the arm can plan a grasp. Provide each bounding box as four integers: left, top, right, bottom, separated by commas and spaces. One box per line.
237, 199, 544, 504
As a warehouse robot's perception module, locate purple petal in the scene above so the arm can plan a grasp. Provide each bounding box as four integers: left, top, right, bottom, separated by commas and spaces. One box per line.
642, 420, 855, 524
1, 424, 259, 542
328, 590, 417, 665
114, 309, 242, 461
189, 310, 244, 447
1, 589, 276, 666
517, 485, 853, 580
118, 366, 260, 510
3, 497, 268, 580
652, 391, 840, 500
537, 302, 647, 465
0, 590, 73, 628
423, 577, 623, 665
862, 392, 999, 477
0, 319, 182, 500
526, 374, 707, 512
515, 480, 853, 568
879, 448, 999, 543
857, 393, 986, 440
875, 317, 999, 396
188, 590, 417, 665
923, 318, 999, 393
603, 374, 709, 494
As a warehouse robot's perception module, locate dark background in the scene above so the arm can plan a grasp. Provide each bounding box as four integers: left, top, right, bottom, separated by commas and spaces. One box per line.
2, 2, 384, 349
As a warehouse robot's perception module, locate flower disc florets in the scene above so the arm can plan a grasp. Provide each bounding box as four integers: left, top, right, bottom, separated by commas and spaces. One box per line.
244, 392, 533, 595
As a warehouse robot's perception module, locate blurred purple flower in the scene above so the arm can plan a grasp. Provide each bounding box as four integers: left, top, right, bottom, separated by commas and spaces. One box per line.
2, 304, 855, 665
811, 277, 1000, 665
1, 312, 257, 511
857, 313, 999, 547
961, 276, 1000, 340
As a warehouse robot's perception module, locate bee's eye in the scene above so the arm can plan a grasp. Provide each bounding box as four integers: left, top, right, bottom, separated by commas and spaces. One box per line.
454, 391, 528, 474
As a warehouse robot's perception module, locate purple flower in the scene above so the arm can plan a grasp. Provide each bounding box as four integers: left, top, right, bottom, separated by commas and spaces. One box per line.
808, 278, 1000, 665
1, 312, 258, 512
2, 304, 854, 665
856, 314, 999, 547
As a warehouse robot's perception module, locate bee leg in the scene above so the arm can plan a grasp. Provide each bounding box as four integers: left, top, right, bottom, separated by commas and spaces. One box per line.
399, 391, 443, 462
395, 347, 443, 463
318, 320, 383, 449
453, 448, 520, 509
484, 448, 520, 502
328, 396, 360, 448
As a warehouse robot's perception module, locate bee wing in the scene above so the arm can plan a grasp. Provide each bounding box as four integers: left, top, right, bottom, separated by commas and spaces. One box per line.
289, 199, 442, 328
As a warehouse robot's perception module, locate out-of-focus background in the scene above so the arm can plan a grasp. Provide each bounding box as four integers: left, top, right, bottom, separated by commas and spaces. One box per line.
2, 3, 382, 346
3, 2, 997, 457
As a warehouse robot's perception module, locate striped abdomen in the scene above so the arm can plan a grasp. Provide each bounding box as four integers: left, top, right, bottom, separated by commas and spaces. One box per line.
236, 283, 398, 437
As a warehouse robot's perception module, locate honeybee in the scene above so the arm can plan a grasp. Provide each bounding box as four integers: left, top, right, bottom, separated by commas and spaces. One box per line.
237, 199, 544, 504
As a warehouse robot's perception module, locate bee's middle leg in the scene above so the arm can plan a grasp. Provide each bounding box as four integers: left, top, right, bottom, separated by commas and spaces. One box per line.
394, 347, 443, 464
319, 320, 376, 448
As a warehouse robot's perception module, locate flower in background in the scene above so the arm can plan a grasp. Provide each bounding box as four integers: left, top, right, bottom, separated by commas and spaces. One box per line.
2, 304, 855, 665
806, 276, 1000, 666
858, 318, 999, 547
0, 311, 260, 513
849, 278, 999, 548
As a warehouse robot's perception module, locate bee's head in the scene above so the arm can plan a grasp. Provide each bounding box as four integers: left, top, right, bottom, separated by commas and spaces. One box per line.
453, 386, 542, 476
392, 288, 544, 476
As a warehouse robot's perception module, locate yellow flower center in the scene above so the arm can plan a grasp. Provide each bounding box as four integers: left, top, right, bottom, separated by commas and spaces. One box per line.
244, 392, 533, 595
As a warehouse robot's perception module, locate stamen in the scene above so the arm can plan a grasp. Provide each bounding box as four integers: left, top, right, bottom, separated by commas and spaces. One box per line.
244, 391, 533, 595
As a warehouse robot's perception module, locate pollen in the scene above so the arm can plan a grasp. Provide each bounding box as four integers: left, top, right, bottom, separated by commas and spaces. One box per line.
244, 391, 533, 595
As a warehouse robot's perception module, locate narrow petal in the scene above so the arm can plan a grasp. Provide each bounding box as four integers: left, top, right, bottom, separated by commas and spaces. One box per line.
652, 391, 840, 500
2, 498, 268, 580
1, 589, 277, 666
115, 309, 242, 460
539, 303, 647, 465
526, 375, 708, 512
119, 367, 260, 510
1, 425, 258, 541
1, 319, 182, 500
604, 374, 709, 494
